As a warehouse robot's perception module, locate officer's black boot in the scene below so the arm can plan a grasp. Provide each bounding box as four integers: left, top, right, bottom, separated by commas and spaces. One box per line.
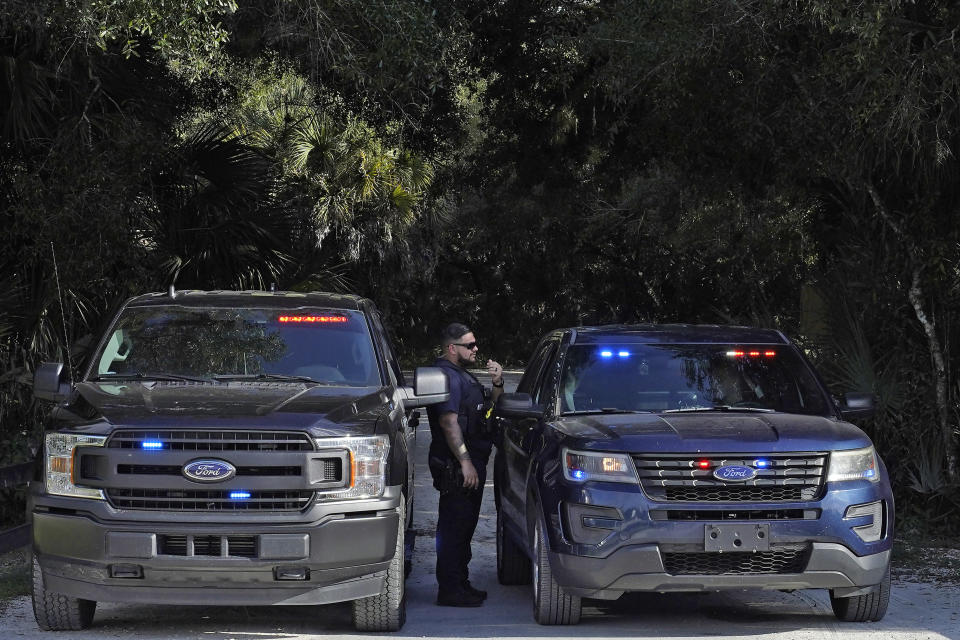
436, 588, 484, 607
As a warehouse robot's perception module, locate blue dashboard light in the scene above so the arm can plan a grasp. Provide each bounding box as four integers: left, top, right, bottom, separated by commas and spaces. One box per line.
229, 491, 252, 500
600, 350, 613, 358
618, 351, 631, 358
141, 441, 164, 450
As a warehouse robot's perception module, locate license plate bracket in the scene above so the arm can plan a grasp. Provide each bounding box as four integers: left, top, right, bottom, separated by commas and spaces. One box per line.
704, 523, 770, 552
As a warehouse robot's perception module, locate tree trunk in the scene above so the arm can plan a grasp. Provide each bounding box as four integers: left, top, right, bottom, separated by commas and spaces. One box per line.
907, 268, 958, 483
866, 183, 958, 483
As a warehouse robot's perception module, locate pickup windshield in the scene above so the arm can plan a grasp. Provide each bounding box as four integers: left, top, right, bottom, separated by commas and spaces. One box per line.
559, 344, 830, 416
89, 306, 381, 387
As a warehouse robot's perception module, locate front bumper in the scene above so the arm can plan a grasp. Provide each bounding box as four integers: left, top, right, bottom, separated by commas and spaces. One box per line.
550, 544, 890, 599
539, 476, 894, 600
31, 485, 401, 606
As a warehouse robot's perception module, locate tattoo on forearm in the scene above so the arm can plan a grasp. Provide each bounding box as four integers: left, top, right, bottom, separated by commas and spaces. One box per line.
440, 414, 471, 461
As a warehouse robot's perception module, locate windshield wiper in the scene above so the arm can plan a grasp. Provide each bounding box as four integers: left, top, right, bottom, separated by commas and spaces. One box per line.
90, 372, 219, 384
561, 408, 650, 416
213, 373, 322, 384
663, 405, 775, 413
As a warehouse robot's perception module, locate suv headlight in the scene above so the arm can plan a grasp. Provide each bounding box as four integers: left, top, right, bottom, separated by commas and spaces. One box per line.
827, 445, 880, 483
45, 432, 107, 499
314, 435, 390, 500
562, 448, 638, 484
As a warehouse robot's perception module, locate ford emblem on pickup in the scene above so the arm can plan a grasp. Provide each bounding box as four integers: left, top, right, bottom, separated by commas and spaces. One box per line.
183, 459, 237, 482
712, 464, 758, 482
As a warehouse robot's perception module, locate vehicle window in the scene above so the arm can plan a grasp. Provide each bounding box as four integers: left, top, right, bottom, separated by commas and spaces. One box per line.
533, 342, 560, 406
372, 312, 405, 386
91, 306, 382, 387
517, 339, 556, 395
560, 344, 830, 415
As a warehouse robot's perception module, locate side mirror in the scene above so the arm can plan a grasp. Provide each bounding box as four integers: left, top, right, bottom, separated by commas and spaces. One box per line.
839, 392, 877, 421
400, 367, 450, 408
34, 362, 70, 403
497, 392, 544, 419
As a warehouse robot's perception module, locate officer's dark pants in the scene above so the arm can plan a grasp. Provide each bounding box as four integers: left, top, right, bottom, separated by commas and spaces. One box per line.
435, 461, 487, 593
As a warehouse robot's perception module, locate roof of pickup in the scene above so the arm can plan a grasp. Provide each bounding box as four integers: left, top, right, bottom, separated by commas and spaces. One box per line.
124, 290, 368, 311
569, 324, 790, 345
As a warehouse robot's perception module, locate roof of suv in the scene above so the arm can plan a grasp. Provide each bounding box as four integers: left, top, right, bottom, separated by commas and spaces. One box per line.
569, 324, 790, 345
124, 290, 368, 311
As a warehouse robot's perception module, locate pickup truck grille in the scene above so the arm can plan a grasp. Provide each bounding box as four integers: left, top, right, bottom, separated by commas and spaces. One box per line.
633, 453, 827, 502
107, 488, 315, 511
82, 429, 344, 512
158, 534, 258, 557
663, 543, 811, 575
107, 430, 314, 451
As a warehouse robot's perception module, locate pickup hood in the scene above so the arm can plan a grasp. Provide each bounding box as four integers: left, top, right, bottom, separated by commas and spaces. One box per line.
52, 381, 393, 437
552, 411, 872, 453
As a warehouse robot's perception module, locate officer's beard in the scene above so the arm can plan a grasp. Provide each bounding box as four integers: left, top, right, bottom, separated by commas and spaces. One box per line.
456, 353, 475, 368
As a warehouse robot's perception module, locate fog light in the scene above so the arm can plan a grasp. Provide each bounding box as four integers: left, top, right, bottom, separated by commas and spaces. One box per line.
845, 500, 884, 542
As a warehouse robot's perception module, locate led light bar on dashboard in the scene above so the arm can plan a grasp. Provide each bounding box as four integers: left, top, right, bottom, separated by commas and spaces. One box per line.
277, 315, 348, 323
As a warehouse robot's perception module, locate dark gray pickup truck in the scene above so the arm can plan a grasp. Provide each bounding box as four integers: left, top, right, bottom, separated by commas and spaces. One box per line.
29, 290, 447, 632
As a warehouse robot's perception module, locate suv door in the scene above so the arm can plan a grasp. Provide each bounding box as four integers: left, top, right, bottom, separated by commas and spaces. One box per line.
499, 337, 560, 527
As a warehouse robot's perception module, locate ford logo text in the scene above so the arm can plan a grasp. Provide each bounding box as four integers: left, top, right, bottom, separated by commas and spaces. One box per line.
713, 464, 757, 482
183, 459, 237, 483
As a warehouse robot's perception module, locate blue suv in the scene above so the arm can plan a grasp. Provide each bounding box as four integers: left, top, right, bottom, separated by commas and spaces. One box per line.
494, 325, 893, 625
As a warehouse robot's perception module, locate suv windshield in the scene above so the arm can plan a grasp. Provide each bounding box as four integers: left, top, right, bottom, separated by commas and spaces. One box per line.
89, 306, 381, 387
560, 344, 830, 416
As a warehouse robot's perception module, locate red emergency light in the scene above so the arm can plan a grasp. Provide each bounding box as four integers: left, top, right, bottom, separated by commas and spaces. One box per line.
726, 350, 776, 357
277, 315, 348, 323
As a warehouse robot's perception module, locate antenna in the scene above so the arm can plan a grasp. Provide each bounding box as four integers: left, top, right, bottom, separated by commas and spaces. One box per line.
168, 284, 177, 299
50, 242, 74, 385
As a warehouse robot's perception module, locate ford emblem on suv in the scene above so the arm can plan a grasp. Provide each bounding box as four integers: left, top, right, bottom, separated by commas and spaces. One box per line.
712, 464, 757, 482
183, 459, 236, 483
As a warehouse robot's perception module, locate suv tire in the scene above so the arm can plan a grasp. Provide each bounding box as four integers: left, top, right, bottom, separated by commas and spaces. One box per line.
497, 506, 531, 585
32, 556, 96, 630
352, 501, 406, 631
830, 563, 890, 622
532, 518, 581, 625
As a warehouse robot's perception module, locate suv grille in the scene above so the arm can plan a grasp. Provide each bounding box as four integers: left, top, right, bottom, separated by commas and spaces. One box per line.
108, 430, 314, 451
663, 544, 811, 575
107, 488, 314, 511
633, 453, 827, 502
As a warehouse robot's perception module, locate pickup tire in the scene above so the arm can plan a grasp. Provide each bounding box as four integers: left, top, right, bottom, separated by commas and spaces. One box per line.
830, 563, 890, 622
497, 507, 531, 584
532, 518, 581, 625
352, 501, 406, 631
32, 556, 96, 630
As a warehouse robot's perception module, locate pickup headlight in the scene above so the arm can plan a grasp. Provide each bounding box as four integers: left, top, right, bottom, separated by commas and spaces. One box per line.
45, 433, 107, 499
562, 448, 638, 483
314, 435, 389, 500
827, 445, 880, 483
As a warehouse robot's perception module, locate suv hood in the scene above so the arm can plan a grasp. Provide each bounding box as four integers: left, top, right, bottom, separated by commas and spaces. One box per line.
553, 411, 872, 453
55, 381, 392, 436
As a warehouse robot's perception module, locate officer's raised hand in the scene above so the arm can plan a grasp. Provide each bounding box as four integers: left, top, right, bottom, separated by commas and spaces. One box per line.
486, 359, 503, 385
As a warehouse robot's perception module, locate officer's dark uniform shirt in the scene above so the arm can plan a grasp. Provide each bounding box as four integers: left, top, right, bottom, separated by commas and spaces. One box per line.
426, 357, 492, 463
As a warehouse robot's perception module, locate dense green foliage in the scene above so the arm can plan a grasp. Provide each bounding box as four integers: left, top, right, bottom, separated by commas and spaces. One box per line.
1, 0, 958, 529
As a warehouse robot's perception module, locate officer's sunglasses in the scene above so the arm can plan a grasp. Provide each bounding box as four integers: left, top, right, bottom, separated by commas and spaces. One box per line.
452, 341, 478, 350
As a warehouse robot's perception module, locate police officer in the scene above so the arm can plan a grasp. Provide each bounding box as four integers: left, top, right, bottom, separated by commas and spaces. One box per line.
427, 322, 504, 607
